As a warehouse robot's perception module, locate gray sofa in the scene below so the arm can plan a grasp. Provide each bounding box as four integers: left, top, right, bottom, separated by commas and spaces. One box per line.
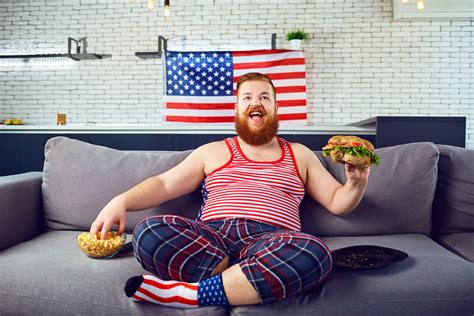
1, 136, 473, 316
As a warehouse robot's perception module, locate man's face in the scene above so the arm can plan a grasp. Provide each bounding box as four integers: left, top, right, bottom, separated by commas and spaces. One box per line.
235, 80, 279, 146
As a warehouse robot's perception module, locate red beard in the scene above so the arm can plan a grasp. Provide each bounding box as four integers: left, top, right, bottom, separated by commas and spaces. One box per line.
235, 107, 279, 146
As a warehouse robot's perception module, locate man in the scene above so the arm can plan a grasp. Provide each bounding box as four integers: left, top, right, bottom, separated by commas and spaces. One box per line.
90, 72, 370, 308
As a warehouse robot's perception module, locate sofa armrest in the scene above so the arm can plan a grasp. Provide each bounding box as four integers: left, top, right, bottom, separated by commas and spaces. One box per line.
0, 172, 43, 251
436, 233, 474, 262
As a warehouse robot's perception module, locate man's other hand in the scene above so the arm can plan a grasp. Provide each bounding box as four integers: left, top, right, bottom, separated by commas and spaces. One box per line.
90, 196, 127, 240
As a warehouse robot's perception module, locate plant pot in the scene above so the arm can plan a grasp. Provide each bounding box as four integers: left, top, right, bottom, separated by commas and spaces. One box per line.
290, 39, 302, 50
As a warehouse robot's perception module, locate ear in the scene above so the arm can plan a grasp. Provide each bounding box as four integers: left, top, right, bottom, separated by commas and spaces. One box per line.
275, 102, 279, 112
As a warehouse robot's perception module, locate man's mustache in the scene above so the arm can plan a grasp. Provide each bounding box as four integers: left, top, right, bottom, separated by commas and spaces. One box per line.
245, 104, 267, 114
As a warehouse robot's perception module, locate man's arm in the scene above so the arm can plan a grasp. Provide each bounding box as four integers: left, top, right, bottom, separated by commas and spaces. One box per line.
293, 143, 370, 216
90, 144, 209, 238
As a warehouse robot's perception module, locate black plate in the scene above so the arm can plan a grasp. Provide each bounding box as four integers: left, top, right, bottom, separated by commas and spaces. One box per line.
332, 245, 408, 270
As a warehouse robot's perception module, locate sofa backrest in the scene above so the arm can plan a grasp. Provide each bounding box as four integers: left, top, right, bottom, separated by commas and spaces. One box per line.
42, 137, 201, 232
42, 137, 440, 237
300, 142, 439, 236
432, 144, 474, 235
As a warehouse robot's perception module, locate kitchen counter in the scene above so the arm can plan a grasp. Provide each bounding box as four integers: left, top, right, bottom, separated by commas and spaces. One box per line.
1, 116, 465, 176
0, 124, 375, 135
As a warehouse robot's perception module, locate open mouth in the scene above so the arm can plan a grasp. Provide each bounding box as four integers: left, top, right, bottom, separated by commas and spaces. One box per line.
249, 111, 263, 118
249, 111, 264, 124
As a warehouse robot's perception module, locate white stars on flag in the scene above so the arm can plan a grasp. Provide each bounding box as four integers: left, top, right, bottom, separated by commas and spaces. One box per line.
165, 51, 234, 97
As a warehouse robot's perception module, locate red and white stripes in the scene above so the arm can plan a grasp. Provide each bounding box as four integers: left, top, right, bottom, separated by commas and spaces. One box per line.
132, 275, 199, 309
199, 137, 305, 231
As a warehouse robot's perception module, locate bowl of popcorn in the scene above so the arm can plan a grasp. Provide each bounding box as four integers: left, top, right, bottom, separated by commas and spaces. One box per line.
76, 231, 126, 259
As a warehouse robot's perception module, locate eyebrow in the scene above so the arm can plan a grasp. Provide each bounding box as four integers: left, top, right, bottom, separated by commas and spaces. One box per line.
241, 92, 271, 96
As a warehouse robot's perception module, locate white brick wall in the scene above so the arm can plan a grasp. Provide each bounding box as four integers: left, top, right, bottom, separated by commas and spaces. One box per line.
0, 0, 473, 148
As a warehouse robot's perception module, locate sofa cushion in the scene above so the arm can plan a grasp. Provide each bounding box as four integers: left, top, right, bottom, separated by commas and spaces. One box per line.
0, 231, 225, 316
231, 234, 474, 316
432, 144, 474, 235
1, 232, 472, 316
300, 142, 439, 236
42, 137, 202, 232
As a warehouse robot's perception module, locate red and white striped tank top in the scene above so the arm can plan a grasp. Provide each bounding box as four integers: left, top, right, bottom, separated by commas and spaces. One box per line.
197, 137, 305, 231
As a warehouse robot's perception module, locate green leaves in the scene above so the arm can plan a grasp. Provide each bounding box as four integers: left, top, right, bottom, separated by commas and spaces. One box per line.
322, 146, 380, 165
371, 152, 380, 165
286, 29, 309, 41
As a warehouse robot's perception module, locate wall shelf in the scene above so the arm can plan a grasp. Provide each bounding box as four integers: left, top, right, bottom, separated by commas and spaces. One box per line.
135, 52, 162, 59
0, 37, 111, 61
0, 53, 110, 60
0, 53, 67, 59
69, 53, 111, 60
135, 34, 278, 59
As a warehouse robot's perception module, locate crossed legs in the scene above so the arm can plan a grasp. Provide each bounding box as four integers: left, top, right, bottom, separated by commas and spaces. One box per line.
127, 216, 332, 307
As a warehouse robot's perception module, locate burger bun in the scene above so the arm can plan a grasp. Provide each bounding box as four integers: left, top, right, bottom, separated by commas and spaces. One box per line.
342, 154, 371, 168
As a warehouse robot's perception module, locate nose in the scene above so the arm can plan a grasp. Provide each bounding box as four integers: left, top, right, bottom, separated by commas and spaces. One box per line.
250, 97, 263, 106
248, 103, 264, 113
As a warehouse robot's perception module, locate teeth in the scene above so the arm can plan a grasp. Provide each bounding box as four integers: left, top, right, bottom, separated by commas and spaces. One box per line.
250, 111, 263, 117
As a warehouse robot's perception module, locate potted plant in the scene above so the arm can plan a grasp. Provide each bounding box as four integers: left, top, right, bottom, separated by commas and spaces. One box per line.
286, 29, 309, 50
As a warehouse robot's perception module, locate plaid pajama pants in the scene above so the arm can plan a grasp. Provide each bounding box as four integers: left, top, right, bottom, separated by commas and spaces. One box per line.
132, 215, 332, 305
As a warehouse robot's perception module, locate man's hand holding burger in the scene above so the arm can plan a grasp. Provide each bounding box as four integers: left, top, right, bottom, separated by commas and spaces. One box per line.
344, 162, 370, 184
318, 135, 378, 216
323, 134, 377, 187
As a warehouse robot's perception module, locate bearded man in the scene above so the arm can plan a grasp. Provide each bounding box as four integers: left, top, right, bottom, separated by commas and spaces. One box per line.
90, 72, 370, 308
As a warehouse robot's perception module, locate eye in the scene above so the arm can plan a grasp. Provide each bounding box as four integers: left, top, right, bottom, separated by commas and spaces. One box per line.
260, 95, 269, 101
242, 96, 251, 101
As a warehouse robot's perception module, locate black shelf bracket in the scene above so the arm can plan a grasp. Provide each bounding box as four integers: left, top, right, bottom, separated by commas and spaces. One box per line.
67, 37, 111, 60
135, 36, 167, 59
271, 33, 276, 49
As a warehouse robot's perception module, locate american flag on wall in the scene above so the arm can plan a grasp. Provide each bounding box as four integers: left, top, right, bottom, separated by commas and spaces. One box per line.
163, 49, 307, 124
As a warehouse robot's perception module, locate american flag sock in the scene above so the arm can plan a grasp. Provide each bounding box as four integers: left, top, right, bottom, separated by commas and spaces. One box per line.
124, 274, 230, 308
196, 274, 230, 307
124, 275, 199, 308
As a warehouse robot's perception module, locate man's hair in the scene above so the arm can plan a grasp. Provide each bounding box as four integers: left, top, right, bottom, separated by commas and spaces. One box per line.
236, 72, 277, 100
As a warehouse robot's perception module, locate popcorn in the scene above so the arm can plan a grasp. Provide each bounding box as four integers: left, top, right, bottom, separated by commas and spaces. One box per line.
77, 232, 126, 258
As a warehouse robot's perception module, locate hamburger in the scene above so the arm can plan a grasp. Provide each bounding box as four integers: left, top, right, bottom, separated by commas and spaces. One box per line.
322, 135, 379, 168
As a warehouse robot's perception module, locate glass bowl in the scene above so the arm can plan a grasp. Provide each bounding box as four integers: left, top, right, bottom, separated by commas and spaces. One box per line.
76, 232, 126, 259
